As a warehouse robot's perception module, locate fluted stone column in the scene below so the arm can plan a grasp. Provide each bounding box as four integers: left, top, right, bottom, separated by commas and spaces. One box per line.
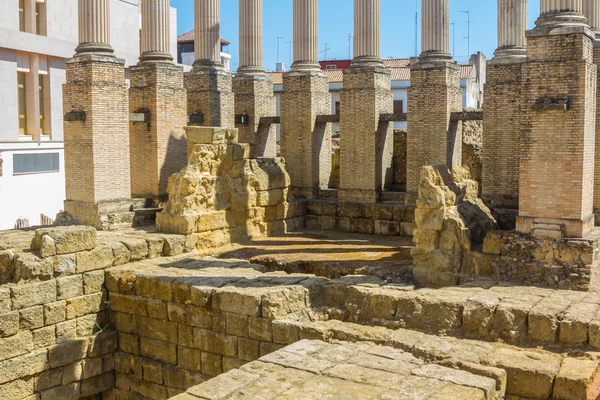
339, 0, 393, 202
420, 0, 451, 62
186, 0, 234, 128
233, 0, 276, 157
280, 0, 331, 198
406, 0, 461, 200
516, 0, 596, 238
140, 0, 173, 63
75, 0, 113, 56
63, 0, 132, 229
482, 0, 528, 226
130, 0, 187, 205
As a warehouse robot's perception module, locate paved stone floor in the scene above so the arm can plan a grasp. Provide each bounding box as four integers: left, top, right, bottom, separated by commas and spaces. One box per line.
212, 230, 413, 281
172, 340, 494, 400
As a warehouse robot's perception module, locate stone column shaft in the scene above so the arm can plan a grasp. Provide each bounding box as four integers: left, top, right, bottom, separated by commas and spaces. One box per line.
540, 0, 582, 13
421, 0, 450, 60
496, 0, 527, 58
77, 0, 113, 55
292, 0, 319, 70
194, 0, 221, 65
239, 0, 263, 72
584, 0, 600, 29
354, 0, 380, 59
140, 0, 173, 63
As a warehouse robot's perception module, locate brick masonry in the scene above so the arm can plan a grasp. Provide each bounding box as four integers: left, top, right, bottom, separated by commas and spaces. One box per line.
185, 68, 234, 129
517, 30, 597, 238
406, 62, 462, 200
129, 63, 187, 205
232, 74, 277, 158
595, 43, 600, 224
482, 60, 524, 210
63, 55, 131, 224
280, 71, 332, 199
339, 66, 394, 203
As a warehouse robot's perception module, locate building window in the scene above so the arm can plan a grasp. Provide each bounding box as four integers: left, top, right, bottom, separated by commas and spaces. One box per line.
326, 65, 337, 70
13, 153, 60, 175
17, 72, 27, 135
19, 0, 25, 32
335, 101, 340, 116
393, 99, 404, 115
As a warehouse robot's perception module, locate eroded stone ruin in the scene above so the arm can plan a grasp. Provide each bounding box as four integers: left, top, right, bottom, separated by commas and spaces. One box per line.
4, 0, 600, 399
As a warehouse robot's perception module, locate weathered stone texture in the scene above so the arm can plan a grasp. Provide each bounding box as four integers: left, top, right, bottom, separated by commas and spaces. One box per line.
185, 68, 234, 129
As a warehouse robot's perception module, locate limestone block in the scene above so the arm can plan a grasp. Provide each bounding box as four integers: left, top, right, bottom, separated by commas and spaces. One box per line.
80, 371, 115, 397
0, 331, 33, 361
560, 302, 599, 345
137, 315, 177, 343
49, 338, 88, 368
412, 230, 440, 250
482, 231, 504, 255
66, 292, 104, 320
262, 286, 308, 320
0, 377, 34, 400
462, 292, 500, 340
119, 238, 149, 262
460, 252, 497, 276
147, 299, 168, 320
119, 333, 140, 355
487, 348, 561, 399
40, 382, 80, 400
553, 358, 600, 400
201, 352, 223, 376
11, 280, 57, 310
238, 337, 260, 361
186, 126, 238, 146
76, 314, 98, 337
43, 301, 66, 326
141, 359, 162, 384
145, 237, 165, 259
19, 305, 44, 330
213, 287, 262, 316
31, 226, 97, 257
109, 293, 148, 316
412, 364, 497, 400
62, 360, 83, 385
57, 274, 84, 300
140, 337, 177, 364
82, 358, 103, 379
0, 250, 14, 284
178, 346, 202, 371
0, 348, 48, 385
0, 311, 19, 337
193, 329, 238, 357
135, 274, 173, 302
162, 235, 187, 256
88, 330, 119, 357
55, 320, 77, 341
225, 312, 249, 337
36, 368, 62, 391
415, 208, 445, 231
249, 317, 273, 342
439, 213, 471, 251
83, 270, 105, 294
196, 211, 234, 232
186, 368, 260, 399
13, 253, 53, 282
53, 255, 77, 278
0, 289, 9, 314
76, 246, 113, 273
491, 298, 536, 343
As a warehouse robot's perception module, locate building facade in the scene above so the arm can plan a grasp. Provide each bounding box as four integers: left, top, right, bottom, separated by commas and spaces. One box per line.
176, 30, 231, 71
0, 0, 178, 230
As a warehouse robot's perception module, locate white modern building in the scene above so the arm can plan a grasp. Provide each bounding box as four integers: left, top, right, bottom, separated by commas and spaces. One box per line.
269, 54, 486, 138
0, 0, 178, 230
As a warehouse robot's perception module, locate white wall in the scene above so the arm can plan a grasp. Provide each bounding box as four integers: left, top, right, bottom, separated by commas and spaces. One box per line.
45, 0, 79, 43
48, 56, 65, 141
0, 144, 65, 230
0, 0, 19, 31
0, 48, 18, 142
111, 0, 142, 66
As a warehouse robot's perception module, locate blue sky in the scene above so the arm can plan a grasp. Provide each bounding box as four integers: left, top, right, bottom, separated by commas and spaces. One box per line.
171, 0, 542, 70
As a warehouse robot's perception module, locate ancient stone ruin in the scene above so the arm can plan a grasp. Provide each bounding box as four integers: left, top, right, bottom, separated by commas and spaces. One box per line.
4, 0, 600, 399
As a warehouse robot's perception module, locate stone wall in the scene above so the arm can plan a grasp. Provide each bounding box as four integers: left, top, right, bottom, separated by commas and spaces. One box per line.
0, 226, 191, 399
306, 200, 415, 237
156, 127, 305, 250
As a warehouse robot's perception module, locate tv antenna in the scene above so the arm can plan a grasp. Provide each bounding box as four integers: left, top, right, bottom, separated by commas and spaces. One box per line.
277, 37, 283, 64
460, 10, 471, 59
283, 41, 292, 68
320, 43, 332, 60
348, 33, 353, 59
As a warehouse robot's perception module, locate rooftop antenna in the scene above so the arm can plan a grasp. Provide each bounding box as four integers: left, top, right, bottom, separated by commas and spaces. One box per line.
348, 33, 353, 59
460, 10, 471, 60
320, 43, 331, 60
414, 0, 418, 56
277, 37, 283, 64
283, 41, 292, 68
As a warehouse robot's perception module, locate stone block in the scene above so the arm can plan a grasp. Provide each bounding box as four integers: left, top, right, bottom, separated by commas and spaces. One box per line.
62, 360, 83, 385
186, 369, 260, 399
108, 242, 131, 266
482, 231, 504, 255
560, 302, 599, 345
491, 298, 535, 343
193, 329, 238, 357
249, 317, 273, 342
529, 297, 571, 343
462, 292, 500, 340
31, 226, 97, 256
39, 382, 80, 400
82, 358, 103, 379
80, 371, 115, 397
13, 253, 53, 281
0, 331, 33, 361
33, 326, 56, 348
76, 314, 99, 337
83, 270, 105, 294
238, 337, 260, 362
57, 275, 84, 300
0, 377, 34, 400
88, 330, 119, 357
35, 368, 62, 391
44, 301, 66, 326
141, 359, 163, 384
162, 235, 187, 256
119, 238, 149, 262
350, 218, 375, 234
135, 274, 173, 302
76, 246, 113, 273
19, 305, 44, 330
374, 220, 402, 236
162, 363, 206, 391
56, 320, 77, 341
0, 311, 19, 337
11, 280, 57, 310
145, 237, 165, 259
225, 312, 249, 337
394, 205, 416, 223
140, 337, 177, 364
0, 288, 10, 314
66, 292, 104, 320
109, 293, 148, 316
0, 348, 48, 385
213, 287, 262, 316
119, 333, 140, 355
54, 254, 77, 276
201, 352, 223, 376
49, 338, 88, 368
138, 315, 178, 343
178, 346, 202, 371
168, 302, 187, 324
553, 358, 600, 400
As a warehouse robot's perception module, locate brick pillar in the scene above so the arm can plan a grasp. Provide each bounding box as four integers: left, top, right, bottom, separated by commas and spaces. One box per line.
233, 0, 276, 157
406, 0, 462, 202
187, 0, 234, 128
63, 1, 131, 228
584, 0, 600, 222
516, 7, 596, 238
129, 0, 187, 206
482, 0, 527, 214
280, 0, 331, 198
339, 0, 393, 203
